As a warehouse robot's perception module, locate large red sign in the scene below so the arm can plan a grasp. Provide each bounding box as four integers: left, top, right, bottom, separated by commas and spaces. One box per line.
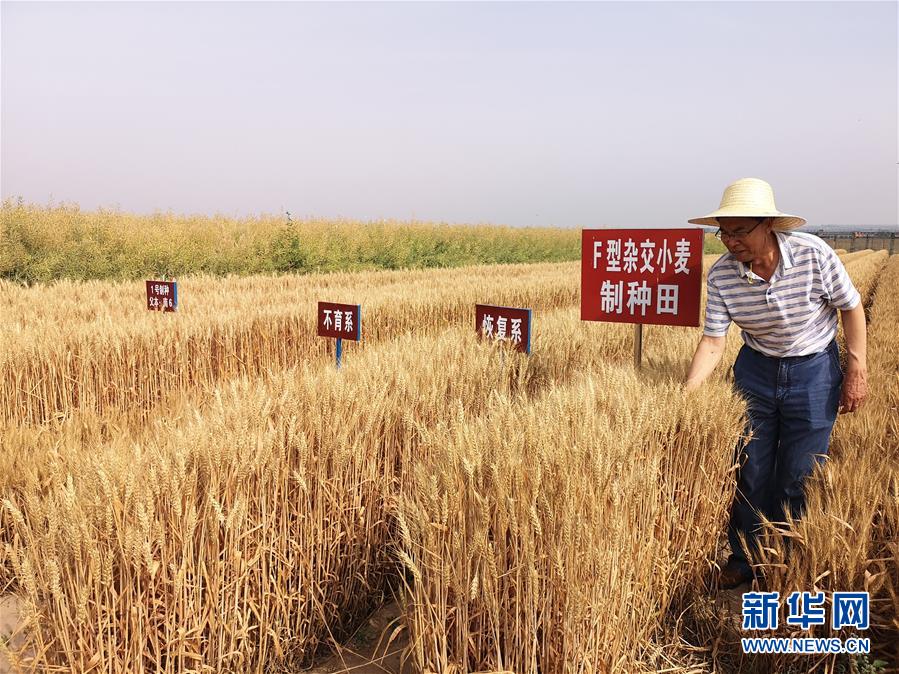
581, 228, 703, 327
146, 280, 178, 312
475, 304, 532, 354
317, 302, 361, 340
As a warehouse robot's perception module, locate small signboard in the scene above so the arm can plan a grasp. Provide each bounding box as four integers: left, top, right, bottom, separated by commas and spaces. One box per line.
146, 280, 178, 312
475, 304, 532, 354
317, 302, 361, 340
581, 228, 703, 327
318, 301, 361, 369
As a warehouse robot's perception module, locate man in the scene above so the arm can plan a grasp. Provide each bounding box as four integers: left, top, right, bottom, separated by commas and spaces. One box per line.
683, 177, 868, 589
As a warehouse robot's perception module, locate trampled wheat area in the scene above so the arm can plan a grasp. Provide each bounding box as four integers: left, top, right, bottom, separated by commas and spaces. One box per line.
0, 250, 896, 673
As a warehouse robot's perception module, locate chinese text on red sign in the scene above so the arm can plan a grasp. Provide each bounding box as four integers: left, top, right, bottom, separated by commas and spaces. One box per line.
475, 304, 532, 354
146, 281, 178, 312
317, 302, 362, 340
581, 228, 703, 327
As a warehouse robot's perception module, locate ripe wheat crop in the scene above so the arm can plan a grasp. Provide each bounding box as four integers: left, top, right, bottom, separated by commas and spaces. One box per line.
398, 368, 746, 673
0, 246, 895, 673
0, 256, 724, 426
842, 249, 888, 305
0, 262, 579, 424
0, 306, 746, 673
837, 249, 876, 264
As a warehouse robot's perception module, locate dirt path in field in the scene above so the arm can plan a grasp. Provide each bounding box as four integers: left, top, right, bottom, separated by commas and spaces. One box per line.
305, 601, 413, 674
0, 595, 412, 674
0, 593, 756, 674
0, 595, 22, 674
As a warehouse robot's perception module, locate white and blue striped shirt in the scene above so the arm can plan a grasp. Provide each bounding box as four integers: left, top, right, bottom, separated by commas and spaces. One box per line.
704, 231, 860, 357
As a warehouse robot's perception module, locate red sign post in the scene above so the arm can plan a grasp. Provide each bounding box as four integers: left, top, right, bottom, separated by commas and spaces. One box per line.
581, 228, 703, 366
318, 302, 361, 369
146, 280, 178, 312
475, 304, 532, 354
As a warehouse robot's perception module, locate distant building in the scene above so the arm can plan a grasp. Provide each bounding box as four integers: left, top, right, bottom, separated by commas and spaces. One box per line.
811, 227, 898, 254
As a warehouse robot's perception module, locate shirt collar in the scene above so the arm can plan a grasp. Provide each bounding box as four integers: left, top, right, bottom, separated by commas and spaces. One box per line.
736, 230, 794, 278
776, 230, 795, 269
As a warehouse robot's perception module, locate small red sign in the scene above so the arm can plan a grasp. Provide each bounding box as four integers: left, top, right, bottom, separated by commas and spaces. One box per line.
146, 280, 178, 312
318, 302, 361, 340
475, 304, 532, 354
581, 228, 703, 327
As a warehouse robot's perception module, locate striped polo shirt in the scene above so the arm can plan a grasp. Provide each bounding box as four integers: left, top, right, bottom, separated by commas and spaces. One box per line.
704, 231, 860, 357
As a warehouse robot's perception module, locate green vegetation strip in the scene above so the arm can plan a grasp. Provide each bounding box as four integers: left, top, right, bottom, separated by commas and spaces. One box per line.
2, 200, 723, 282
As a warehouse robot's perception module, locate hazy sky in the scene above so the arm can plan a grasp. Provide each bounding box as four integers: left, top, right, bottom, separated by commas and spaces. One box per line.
2, 1, 897, 228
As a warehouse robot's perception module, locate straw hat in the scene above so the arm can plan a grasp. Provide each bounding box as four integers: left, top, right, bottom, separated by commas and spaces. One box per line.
688, 178, 806, 230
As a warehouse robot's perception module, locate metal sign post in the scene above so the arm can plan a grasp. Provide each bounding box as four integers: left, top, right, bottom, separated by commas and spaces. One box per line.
634, 324, 643, 369
581, 228, 703, 372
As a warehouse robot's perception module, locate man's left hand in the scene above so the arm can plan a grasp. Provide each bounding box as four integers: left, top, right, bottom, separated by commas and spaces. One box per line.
839, 367, 868, 414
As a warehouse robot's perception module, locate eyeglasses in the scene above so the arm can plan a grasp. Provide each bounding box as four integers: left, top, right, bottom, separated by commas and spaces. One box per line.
714, 219, 765, 241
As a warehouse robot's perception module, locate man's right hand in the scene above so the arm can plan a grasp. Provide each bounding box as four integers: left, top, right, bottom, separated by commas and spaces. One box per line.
683, 334, 726, 390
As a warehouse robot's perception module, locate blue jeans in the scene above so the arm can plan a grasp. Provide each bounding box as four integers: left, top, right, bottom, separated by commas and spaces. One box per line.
728, 340, 843, 575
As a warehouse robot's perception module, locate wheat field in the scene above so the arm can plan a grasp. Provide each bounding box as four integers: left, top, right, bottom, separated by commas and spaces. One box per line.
1, 248, 896, 673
